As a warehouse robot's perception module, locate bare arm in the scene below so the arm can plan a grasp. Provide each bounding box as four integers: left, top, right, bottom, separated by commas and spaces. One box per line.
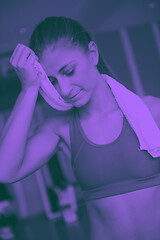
9, 119, 61, 183
0, 87, 39, 182
0, 43, 57, 183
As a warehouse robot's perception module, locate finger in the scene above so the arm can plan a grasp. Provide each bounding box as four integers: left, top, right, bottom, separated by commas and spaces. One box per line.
10, 44, 34, 67
9, 43, 23, 64
17, 48, 36, 67
26, 52, 38, 66
10, 44, 26, 67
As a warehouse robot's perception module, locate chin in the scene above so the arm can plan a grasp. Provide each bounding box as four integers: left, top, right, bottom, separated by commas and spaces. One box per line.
75, 96, 91, 109
72, 100, 84, 108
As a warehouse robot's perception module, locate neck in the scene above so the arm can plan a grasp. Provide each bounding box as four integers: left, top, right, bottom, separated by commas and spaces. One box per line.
78, 73, 119, 121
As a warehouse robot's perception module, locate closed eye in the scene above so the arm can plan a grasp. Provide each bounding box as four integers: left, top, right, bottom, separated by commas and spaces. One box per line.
48, 68, 75, 83
64, 69, 75, 76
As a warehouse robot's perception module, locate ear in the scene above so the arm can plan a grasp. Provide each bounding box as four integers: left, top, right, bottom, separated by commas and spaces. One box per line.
88, 41, 99, 66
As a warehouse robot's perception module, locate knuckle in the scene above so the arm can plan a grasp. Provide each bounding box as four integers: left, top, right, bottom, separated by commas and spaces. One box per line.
11, 63, 16, 68
9, 58, 12, 64
9, 59, 15, 67
24, 45, 33, 53
28, 53, 37, 60
17, 62, 26, 70
12, 62, 18, 68
16, 63, 22, 69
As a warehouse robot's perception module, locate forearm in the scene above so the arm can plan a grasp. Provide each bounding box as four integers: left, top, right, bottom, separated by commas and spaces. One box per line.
0, 86, 39, 182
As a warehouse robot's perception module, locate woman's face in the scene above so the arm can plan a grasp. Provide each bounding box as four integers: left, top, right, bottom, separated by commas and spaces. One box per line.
39, 41, 99, 107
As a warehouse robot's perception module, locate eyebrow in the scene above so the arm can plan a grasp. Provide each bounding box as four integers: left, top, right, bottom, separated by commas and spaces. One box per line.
48, 61, 75, 79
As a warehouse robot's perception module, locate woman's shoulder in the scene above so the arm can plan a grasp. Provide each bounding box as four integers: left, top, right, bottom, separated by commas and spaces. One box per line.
141, 95, 160, 104
141, 95, 160, 129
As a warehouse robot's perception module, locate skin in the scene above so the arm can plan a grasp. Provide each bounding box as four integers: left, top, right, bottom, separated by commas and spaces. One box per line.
39, 39, 160, 240
39, 40, 119, 122
2, 33, 160, 239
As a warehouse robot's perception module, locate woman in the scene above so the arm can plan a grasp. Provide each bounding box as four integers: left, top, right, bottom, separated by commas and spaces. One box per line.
0, 16, 160, 240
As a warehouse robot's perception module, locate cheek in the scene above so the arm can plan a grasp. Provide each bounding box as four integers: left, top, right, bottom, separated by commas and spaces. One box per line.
80, 62, 91, 81
76, 59, 92, 85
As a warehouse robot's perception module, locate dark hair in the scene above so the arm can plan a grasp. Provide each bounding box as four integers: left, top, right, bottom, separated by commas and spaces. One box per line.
29, 16, 116, 78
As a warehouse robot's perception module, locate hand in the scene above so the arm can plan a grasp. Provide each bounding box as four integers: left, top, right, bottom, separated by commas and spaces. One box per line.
9, 43, 41, 89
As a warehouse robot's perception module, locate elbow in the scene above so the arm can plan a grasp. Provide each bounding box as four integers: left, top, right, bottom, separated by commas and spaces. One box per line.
0, 178, 21, 184
0, 178, 13, 184
0, 173, 20, 184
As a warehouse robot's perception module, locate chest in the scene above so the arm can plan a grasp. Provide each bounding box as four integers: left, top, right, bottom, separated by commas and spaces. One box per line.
79, 109, 124, 145
65, 107, 160, 191
58, 109, 124, 156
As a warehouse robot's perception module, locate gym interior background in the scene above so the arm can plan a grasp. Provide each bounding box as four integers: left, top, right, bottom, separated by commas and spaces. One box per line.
0, 0, 160, 239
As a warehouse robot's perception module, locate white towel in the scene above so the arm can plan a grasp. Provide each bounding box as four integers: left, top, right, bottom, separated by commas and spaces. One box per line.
38, 65, 160, 158
102, 74, 160, 158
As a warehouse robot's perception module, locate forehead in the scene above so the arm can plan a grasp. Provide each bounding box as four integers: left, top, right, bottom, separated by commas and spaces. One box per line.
40, 42, 87, 73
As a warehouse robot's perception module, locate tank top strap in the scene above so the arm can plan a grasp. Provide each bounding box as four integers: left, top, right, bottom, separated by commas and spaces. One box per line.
69, 107, 85, 167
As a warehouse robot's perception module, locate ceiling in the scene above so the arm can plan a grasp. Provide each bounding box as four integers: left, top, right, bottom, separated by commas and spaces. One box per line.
0, 0, 160, 111
0, 0, 160, 77
1, 0, 160, 54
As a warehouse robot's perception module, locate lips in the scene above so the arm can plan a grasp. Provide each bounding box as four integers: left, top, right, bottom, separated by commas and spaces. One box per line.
69, 91, 81, 99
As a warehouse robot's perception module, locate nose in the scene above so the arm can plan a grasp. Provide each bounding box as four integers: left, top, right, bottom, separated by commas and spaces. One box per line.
58, 77, 73, 99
